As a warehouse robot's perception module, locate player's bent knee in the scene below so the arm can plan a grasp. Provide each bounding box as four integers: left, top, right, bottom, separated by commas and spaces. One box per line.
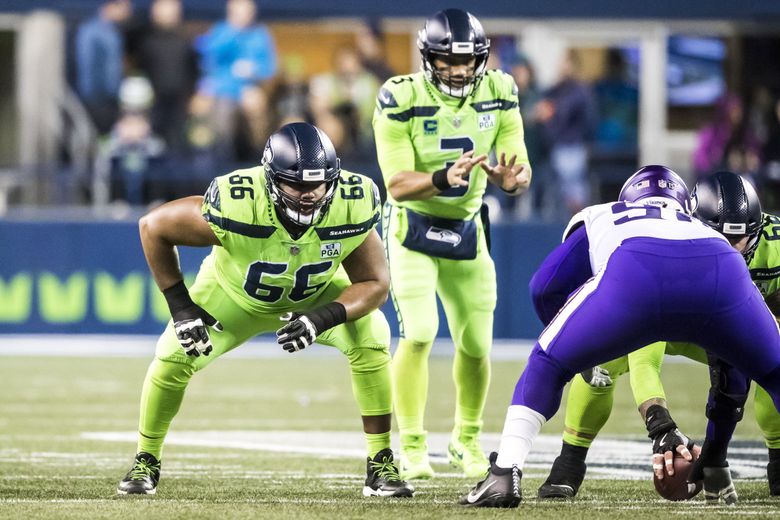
346, 347, 391, 374
398, 338, 435, 355
149, 358, 195, 390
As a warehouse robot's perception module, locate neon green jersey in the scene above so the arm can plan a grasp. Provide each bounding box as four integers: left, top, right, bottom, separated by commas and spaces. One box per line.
749, 212, 780, 296
200, 166, 381, 314
372, 70, 529, 220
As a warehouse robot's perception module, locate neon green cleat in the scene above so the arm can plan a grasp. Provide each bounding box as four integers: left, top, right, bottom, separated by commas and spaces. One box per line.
448, 425, 489, 479
399, 433, 435, 480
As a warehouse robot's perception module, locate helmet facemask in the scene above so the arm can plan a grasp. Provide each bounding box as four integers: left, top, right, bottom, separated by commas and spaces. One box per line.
421, 48, 488, 98
265, 165, 338, 228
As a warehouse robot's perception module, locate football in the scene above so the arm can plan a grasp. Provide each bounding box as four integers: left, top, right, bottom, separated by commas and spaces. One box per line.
653, 455, 703, 501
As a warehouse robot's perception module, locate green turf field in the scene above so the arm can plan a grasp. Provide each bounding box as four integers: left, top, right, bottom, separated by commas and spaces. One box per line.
0, 354, 777, 519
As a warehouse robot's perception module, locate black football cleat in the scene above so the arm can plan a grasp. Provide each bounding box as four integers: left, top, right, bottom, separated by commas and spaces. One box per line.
363, 448, 415, 497
538, 453, 587, 498
117, 452, 161, 495
459, 452, 522, 508
768, 460, 780, 496
702, 467, 737, 505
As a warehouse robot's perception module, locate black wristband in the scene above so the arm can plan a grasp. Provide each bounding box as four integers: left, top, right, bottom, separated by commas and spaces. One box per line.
431, 168, 451, 191
645, 404, 677, 439
305, 302, 347, 333
162, 280, 194, 316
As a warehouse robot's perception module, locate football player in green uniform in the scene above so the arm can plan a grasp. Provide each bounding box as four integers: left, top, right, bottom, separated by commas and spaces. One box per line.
538, 171, 780, 501
117, 122, 413, 498
372, 8, 531, 479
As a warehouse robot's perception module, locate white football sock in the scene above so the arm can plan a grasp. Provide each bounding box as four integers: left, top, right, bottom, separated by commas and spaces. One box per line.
495, 405, 546, 469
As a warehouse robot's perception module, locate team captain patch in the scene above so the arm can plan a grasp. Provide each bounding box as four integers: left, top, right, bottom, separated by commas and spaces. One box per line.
321, 242, 342, 258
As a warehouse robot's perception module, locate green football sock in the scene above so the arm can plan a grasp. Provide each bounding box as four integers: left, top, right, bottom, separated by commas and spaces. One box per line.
365, 431, 392, 458
392, 338, 433, 435
755, 385, 780, 449
347, 347, 393, 417
562, 374, 615, 448
136, 358, 194, 459
453, 349, 489, 429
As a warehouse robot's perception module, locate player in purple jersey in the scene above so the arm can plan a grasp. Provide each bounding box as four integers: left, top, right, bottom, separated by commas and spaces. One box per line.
460, 165, 780, 508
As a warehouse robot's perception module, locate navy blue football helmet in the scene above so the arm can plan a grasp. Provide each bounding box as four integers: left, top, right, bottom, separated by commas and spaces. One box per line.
262, 122, 341, 227
692, 171, 763, 260
618, 165, 692, 214
417, 9, 490, 98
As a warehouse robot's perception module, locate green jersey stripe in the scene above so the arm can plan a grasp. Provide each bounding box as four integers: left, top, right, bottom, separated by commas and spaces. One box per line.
470, 98, 519, 112
315, 213, 379, 240
203, 212, 276, 239
387, 106, 440, 122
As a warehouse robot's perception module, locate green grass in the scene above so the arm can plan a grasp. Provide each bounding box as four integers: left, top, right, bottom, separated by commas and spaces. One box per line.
0, 355, 776, 519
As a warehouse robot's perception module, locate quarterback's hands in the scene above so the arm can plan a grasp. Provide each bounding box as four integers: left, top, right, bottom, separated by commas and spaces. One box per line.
446, 150, 487, 188
651, 429, 697, 479
480, 152, 531, 195
580, 366, 613, 387
277, 312, 318, 353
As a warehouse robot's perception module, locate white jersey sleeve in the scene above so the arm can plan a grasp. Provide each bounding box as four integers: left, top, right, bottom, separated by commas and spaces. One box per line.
581, 201, 728, 272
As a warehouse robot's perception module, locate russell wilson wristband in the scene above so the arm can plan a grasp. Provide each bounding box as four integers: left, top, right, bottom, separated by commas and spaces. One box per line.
305, 302, 347, 333
431, 168, 451, 191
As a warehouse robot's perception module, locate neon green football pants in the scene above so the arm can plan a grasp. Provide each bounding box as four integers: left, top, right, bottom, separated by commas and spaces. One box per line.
135, 264, 393, 459
383, 203, 496, 436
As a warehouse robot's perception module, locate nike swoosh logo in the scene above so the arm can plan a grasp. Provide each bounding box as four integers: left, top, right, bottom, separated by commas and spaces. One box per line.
467, 479, 496, 503
548, 484, 573, 492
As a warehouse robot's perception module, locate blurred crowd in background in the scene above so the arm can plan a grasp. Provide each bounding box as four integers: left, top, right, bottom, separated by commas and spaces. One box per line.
70, 0, 780, 219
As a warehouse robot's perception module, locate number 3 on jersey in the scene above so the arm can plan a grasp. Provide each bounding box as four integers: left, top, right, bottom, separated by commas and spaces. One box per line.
437, 137, 474, 198
244, 261, 332, 303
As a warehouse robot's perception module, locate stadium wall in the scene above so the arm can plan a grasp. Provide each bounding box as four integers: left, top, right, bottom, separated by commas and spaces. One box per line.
0, 219, 563, 339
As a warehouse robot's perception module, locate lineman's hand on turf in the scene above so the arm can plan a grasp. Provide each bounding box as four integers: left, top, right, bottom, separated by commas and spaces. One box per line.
277, 312, 318, 353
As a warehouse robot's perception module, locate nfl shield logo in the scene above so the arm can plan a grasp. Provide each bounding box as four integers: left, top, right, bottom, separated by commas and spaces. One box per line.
290, 245, 301, 256
452, 117, 462, 128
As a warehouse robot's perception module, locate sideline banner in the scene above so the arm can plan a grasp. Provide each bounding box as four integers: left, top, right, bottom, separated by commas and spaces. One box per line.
0, 220, 562, 338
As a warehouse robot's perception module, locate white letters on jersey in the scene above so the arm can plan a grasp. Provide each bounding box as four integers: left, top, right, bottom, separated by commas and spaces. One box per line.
569, 202, 728, 273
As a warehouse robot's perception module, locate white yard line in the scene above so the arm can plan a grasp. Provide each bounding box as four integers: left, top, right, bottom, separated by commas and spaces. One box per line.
77, 430, 768, 480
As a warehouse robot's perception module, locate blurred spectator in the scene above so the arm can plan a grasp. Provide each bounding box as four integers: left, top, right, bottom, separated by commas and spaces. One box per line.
75, 0, 133, 134
536, 50, 597, 218
137, 0, 198, 153
593, 49, 638, 153
269, 55, 312, 127
693, 93, 762, 178
510, 53, 545, 220
184, 93, 220, 178
760, 96, 780, 211
235, 85, 272, 162
195, 0, 277, 159
309, 46, 379, 159
106, 77, 165, 205
355, 19, 395, 82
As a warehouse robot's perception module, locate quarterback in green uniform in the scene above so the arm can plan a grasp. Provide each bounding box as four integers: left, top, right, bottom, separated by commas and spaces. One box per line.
538, 171, 780, 501
372, 8, 531, 479
117, 122, 413, 498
